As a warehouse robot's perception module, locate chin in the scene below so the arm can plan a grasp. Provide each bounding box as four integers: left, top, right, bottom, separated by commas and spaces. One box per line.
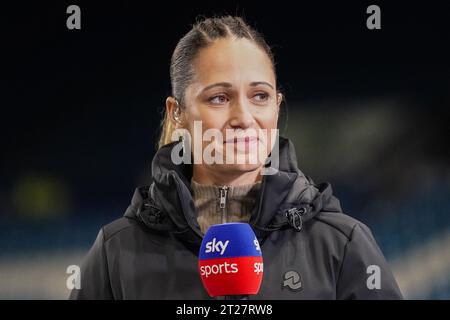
216, 162, 263, 175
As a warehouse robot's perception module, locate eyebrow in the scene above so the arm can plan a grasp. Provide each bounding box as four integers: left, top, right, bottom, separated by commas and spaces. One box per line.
201, 81, 275, 93
249, 81, 274, 90
202, 82, 232, 93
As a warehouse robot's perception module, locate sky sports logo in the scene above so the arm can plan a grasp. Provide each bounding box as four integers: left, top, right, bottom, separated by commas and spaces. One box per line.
200, 262, 239, 277
198, 223, 264, 296
199, 261, 264, 278
204, 237, 260, 256
201, 236, 263, 277
205, 238, 229, 255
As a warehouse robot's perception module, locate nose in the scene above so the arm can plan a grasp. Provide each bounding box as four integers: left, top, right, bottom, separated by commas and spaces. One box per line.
228, 98, 255, 129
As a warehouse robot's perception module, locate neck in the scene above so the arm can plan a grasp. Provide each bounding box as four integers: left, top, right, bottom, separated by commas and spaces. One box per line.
192, 165, 262, 186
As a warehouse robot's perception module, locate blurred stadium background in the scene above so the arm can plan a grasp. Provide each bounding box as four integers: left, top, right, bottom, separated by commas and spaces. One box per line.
1, 2, 449, 299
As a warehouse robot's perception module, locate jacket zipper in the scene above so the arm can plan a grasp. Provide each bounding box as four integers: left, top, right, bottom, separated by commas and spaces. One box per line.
219, 186, 229, 224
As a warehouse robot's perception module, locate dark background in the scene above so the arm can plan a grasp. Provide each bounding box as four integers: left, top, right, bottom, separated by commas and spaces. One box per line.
1, 1, 449, 298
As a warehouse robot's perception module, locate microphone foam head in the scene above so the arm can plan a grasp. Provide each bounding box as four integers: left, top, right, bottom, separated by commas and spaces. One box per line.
198, 222, 263, 297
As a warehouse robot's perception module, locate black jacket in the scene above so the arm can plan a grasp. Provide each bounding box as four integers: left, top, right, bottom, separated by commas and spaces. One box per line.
69, 137, 403, 299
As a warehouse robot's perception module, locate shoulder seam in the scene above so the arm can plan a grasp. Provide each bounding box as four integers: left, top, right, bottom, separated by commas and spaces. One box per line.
312, 214, 358, 241
335, 223, 358, 297
100, 227, 115, 298
103, 220, 136, 244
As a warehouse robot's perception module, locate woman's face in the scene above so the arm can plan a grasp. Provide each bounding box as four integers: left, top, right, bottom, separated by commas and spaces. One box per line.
176, 37, 281, 180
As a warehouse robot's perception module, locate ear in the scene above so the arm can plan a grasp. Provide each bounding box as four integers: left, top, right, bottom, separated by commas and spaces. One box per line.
166, 97, 184, 128
276, 92, 283, 113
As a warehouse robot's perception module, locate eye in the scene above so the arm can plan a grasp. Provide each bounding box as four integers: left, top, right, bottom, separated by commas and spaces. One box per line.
253, 92, 269, 102
209, 95, 229, 105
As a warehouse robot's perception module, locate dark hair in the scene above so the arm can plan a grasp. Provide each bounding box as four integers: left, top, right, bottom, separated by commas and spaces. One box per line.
159, 16, 277, 148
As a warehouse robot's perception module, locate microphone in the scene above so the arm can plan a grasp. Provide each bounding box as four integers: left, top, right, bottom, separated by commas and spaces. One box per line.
198, 222, 263, 298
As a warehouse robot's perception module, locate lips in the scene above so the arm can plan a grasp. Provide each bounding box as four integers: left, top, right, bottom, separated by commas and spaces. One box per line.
224, 136, 259, 144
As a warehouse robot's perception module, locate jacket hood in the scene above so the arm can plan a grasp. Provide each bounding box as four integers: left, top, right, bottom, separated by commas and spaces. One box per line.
124, 136, 343, 248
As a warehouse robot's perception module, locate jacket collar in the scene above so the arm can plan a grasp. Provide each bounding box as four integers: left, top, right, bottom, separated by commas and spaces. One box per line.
124, 136, 342, 250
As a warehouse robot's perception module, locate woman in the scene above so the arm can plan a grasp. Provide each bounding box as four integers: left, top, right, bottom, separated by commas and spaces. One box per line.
70, 16, 402, 299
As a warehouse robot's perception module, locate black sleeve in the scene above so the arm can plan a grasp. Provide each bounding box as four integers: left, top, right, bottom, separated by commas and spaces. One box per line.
336, 223, 403, 300
69, 228, 114, 300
